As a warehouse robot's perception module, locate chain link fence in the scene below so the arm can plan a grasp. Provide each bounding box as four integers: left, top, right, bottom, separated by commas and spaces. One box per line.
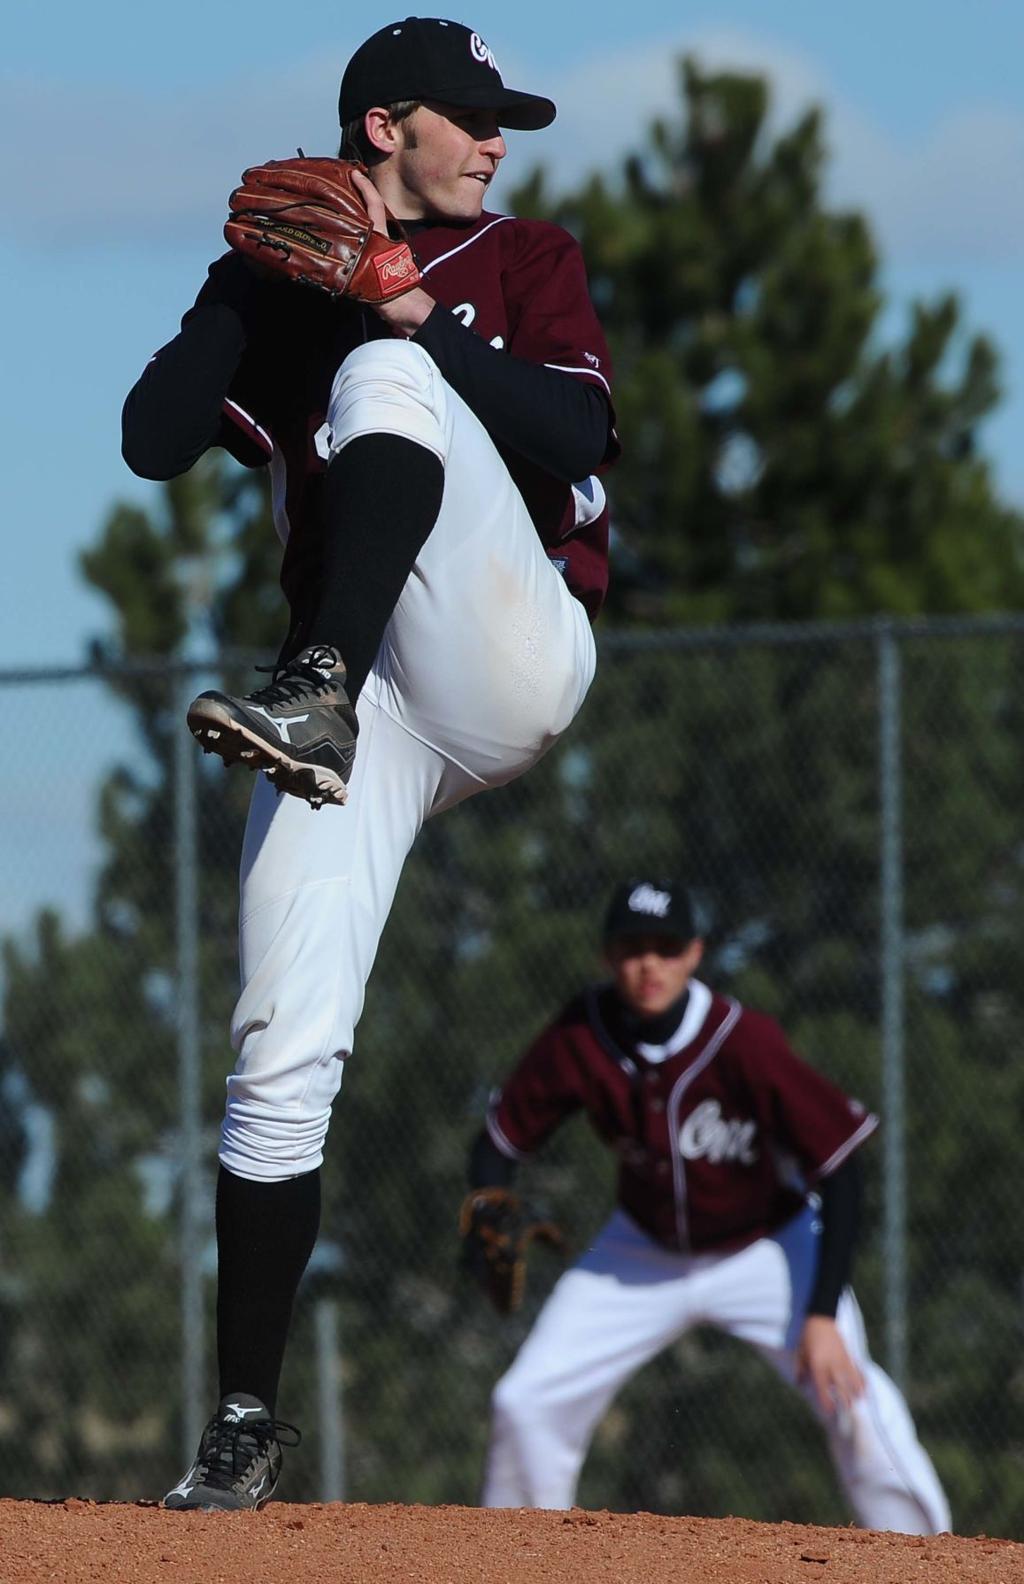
0, 614, 1022, 1534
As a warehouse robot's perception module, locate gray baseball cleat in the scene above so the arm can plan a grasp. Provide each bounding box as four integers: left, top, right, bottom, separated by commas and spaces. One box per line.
162, 1393, 301, 1512
187, 644, 358, 810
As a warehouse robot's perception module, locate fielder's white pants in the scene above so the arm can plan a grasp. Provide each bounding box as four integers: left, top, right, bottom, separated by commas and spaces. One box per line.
483, 1206, 951, 1534
218, 340, 596, 1179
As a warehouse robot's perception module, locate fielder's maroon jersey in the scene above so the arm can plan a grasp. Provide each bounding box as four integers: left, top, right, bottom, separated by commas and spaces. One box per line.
486, 980, 878, 1254
192, 210, 617, 620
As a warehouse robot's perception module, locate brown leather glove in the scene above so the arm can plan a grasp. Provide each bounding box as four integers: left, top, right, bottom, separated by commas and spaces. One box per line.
459, 1187, 567, 1315
224, 157, 421, 304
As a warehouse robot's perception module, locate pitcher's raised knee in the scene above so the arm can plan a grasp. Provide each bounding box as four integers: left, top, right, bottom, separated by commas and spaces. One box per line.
327, 340, 447, 460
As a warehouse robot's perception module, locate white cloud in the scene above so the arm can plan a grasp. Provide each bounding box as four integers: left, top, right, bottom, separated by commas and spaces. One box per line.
4, 28, 1024, 265
511, 27, 1024, 267
680, 28, 1024, 265
866, 106, 1024, 262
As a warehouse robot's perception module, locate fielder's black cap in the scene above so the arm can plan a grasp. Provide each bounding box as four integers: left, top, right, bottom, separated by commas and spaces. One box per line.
602, 880, 698, 946
339, 17, 556, 132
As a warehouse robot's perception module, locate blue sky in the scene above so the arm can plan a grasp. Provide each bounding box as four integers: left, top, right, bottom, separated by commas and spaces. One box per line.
2, 0, 1023, 934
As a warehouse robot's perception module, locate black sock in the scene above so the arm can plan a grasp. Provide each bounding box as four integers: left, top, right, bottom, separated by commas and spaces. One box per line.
305, 433, 445, 706
215, 1165, 321, 1416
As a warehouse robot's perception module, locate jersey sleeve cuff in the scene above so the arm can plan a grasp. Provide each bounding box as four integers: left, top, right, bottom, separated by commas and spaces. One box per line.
223, 397, 273, 459
542, 360, 611, 398
812, 1111, 880, 1181
485, 1107, 531, 1162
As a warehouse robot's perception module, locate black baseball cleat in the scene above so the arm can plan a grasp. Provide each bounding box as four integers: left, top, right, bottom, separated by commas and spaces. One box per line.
187, 644, 358, 809
162, 1393, 301, 1512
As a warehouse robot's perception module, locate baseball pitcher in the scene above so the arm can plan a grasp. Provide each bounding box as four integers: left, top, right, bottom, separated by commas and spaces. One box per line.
461, 880, 951, 1533
122, 17, 617, 1509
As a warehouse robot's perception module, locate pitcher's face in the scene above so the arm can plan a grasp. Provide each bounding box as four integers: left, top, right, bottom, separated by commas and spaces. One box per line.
375, 102, 506, 222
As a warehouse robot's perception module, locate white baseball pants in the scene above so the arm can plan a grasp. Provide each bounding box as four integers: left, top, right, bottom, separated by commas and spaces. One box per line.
483, 1206, 951, 1534
218, 340, 596, 1179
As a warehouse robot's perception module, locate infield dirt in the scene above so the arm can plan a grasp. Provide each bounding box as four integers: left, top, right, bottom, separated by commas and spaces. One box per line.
2, 1499, 1022, 1584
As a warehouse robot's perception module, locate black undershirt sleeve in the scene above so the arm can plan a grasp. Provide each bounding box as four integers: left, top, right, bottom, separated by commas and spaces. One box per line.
412, 302, 611, 481
123, 266, 611, 484
467, 1127, 519, 1189
121, 256, 264, 481
807, 1154, 863, 1318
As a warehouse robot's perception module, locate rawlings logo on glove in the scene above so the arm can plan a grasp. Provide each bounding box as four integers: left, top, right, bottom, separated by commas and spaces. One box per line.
224, 157, 422, 305
459, 1187, 567, 1315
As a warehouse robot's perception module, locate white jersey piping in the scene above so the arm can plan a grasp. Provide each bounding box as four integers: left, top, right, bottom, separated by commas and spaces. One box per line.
543, 361, 612, 396
223, 397, 272, 455
816, 1111, 879, 1179
419, 215, 515, 275
666, 998, 743, 1250
486, 1108, 530, 1162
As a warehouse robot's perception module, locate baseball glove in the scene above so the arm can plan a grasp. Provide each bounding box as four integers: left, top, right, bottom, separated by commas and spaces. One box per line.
459, 1187, 567, 1315
224, 157, 422, 304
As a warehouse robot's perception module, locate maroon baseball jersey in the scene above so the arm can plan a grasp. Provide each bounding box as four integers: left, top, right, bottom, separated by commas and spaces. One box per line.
191, 209, 617, 620
487, 980, 878, 1254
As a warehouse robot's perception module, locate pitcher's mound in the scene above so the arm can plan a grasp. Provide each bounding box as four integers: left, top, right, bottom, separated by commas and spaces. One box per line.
1, 1498, 1017, 1584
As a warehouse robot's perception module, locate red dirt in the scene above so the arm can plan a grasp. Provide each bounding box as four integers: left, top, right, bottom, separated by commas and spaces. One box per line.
1, 1500, 1021, 1584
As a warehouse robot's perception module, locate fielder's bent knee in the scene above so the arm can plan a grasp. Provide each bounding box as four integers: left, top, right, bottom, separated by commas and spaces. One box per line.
327, 340, 447, 460
491, 1366, 549, 1433
490, 1385, 529, 1446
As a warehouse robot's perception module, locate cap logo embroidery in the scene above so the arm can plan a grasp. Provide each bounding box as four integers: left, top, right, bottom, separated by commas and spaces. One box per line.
470, 32, 499, 72
628, 883, 671, 917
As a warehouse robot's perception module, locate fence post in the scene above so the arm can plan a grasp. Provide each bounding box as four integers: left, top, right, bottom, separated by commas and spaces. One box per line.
174, 671, 206, 1458
877, 623, 908, 1390
315, 1297, 345, 1501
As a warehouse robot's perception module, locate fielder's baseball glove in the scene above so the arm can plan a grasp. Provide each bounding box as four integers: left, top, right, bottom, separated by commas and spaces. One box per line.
459, 1187, 567, 1315
224, 157, 422, 304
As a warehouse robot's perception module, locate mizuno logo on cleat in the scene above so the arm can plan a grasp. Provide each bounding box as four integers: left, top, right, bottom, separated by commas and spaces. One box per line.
225, 1400, 265, 1420
249, 707, 310, 744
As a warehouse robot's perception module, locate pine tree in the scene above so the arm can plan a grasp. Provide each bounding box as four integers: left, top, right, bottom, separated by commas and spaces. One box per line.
513, 59, 1023, 623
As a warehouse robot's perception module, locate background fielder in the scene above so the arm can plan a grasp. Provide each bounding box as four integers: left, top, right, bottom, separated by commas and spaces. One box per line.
461, 879, 951, 1532
122, 17, 617, 1508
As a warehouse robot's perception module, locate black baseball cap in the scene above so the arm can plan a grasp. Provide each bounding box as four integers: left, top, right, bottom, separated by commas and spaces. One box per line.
602, 880, 698, 946
339, 18, 556, 132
